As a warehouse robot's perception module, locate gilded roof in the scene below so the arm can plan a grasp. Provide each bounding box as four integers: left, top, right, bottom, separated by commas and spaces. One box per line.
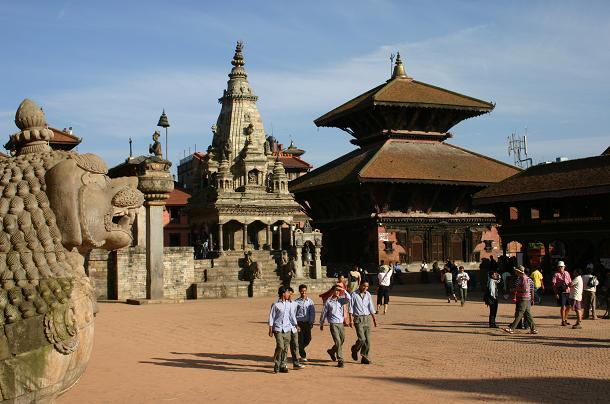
473, 154, 610, 203
289, 139, 518, 193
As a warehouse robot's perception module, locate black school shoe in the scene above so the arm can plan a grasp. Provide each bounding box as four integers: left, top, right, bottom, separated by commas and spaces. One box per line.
337, 361, 344, 368
351, 346, 358, 361
279, 367, 289, 373
361, 357, 371, 364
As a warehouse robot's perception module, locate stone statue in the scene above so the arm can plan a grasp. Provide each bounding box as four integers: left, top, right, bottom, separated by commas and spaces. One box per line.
244, 251, 262, 281
0, 99, 144, 403
149, 130, 162, 157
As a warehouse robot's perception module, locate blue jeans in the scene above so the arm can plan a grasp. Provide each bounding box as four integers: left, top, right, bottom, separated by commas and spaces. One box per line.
534, 288, 543, 304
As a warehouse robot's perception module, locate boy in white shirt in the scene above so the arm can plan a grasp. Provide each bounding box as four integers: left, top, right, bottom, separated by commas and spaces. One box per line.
456, 266, 470, 307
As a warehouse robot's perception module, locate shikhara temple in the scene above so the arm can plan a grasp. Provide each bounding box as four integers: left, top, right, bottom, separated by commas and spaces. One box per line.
290, 53, 520, 270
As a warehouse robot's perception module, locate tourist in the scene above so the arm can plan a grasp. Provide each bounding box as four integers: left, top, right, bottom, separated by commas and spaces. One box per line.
376, 262, 393, 314
503, 266, 538, 334
320, 285, 351, 368
348, 265, 362, 292
456, 266, 470, 306
294, 284, 316, 363
582, 264, 599, 320
568, 268, 584, 329
268, 286, 297, 373
349, 280, 377, 364
552, 261, 572, 326
202, 239, 209, 259
486, 270, 501, 328
286, 287, 305, 369
441, 267, 457, 303
420, 260, 429, 283
530, 267, 544, 304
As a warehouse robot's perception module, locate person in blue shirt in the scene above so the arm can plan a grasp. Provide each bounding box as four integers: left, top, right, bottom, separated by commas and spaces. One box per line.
320, 284, 351, 368
349, 280, 377, 364
268, 286, 297, 373
294, 284, 316, 363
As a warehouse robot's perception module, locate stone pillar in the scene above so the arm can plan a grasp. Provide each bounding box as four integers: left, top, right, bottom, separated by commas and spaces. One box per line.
314, 247, 322, 279
294, 247, 303, 278
137, 158, 173, 300
218, 223, 224, 252
243, 222, 248, 250
265, 224, 270, 250
278, 226, 283, 251
289, 224, 294, 247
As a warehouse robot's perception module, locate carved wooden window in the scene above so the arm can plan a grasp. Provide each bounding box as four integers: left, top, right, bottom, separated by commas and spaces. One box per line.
410, 235, 423, 262
509, 207, 518, 220
431, 234, 443, 261
450, 234, 463, 262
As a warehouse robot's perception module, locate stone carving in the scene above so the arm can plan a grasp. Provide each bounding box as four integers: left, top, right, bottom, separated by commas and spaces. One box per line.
0, 99, 144, 403
244, 251, 262, 281
149, 130, 163, 157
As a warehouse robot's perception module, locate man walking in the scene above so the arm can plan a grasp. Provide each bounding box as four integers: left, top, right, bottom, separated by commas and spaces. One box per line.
486, 270, 501, 328
349, 281, 377, 364
569, 268, 584, 329
552, 261, 572, 326
294, 284, 315, 363
456, 266, 470, 306
320, 285, 351, 368
582, 265, 599, 320
286, 287, 305, 369
504, 265, 538, 334
268, 286, 298, 373
441, 267, 457, 303
377, 262, 393, 314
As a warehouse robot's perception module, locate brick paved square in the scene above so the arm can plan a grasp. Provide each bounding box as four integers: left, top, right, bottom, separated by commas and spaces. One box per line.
58, 286, 610, 403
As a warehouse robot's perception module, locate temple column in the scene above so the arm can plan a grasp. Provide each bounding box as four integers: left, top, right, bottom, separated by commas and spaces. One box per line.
218, 223, 224, 252
294, 247, 303, 278
137, 158, 173, 300
289, 224, 294, 247
278, 225, 283, 251
314, 246, 322, 279
243, 222, 248, 250
265, 224, 271, 250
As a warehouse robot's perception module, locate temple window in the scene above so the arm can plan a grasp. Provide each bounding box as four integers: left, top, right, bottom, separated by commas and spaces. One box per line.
509, 207, 518, 220
531, 207, 540, 220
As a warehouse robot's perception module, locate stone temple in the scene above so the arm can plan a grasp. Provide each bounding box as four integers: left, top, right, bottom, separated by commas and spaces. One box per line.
188, 42, 330, 297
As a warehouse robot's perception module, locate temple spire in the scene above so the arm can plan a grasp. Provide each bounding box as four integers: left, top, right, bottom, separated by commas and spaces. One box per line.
229, 41, 247, 79
392, 52, 409, 79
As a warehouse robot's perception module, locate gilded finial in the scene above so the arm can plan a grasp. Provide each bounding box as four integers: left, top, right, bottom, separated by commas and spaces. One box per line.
392, 52, 408, 79
232, 41, 245, 67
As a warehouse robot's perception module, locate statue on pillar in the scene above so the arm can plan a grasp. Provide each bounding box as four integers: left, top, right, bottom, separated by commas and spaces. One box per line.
149, 130, 163, 158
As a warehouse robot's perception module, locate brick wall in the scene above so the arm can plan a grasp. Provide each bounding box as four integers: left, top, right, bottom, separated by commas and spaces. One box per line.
87, 247, 195, 300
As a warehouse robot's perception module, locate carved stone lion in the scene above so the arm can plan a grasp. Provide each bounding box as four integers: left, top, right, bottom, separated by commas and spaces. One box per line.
0, 99, 144, 402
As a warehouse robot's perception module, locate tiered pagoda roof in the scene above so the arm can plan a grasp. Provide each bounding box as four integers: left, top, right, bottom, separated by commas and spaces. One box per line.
315, 53, 494, 141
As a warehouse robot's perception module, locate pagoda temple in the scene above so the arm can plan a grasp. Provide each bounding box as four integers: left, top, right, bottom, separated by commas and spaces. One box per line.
290, 53, 520, 270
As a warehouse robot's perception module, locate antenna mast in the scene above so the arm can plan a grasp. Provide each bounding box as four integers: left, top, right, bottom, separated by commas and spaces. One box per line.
507, 128, 533, 168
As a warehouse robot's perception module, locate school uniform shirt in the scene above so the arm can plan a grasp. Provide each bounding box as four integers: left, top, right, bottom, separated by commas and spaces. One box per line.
294, 297, 316, 323
349, 290, 376, 316
268, 299, 297, 333
456, 272, 470, 289
569, 276, 583, 301
378, 270, 392, 287
320, 295, 350, 325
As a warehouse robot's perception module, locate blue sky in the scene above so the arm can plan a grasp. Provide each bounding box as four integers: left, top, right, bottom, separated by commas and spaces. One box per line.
1, 0, 609, 172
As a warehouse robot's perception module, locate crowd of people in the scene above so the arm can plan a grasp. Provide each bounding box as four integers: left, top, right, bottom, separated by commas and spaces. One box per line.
268, 257, 607, 372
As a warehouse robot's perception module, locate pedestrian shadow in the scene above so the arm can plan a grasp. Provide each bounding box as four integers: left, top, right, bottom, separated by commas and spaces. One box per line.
356, 376, 609, 403
385, 323, 496, 336
492, 334, 610, 349
141, 352, 272, 373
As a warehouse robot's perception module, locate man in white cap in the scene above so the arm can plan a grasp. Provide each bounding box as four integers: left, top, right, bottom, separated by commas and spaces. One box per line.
552, 261, 572, 326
